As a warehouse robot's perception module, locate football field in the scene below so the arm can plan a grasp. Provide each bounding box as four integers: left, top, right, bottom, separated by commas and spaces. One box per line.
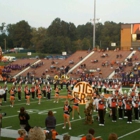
0, 84, 140, 140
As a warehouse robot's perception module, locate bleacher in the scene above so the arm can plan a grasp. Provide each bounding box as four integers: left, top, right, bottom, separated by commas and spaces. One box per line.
69, 50, 132, 78
2, 50, 140, 81
14, 51, 90, 78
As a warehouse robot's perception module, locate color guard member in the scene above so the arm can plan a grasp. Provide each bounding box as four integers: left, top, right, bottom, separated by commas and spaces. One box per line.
37, 87, 42, 104
54, 86, 60, 103
62, 100, 72, 130
9, 86, 15, 107
70, 94, 81, 119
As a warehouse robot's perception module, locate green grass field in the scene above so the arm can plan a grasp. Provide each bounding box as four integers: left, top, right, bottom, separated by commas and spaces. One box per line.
0, 83, 140, 140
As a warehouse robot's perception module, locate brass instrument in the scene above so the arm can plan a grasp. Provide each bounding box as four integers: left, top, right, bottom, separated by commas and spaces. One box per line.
65, 75, 70, 80
54, 75, 59, 80
61, 75, 66, 80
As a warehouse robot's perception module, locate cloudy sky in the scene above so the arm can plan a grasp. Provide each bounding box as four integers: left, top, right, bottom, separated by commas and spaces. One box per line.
0, 0, 139, 28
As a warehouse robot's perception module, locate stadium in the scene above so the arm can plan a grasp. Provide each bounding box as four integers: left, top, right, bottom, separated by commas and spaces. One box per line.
0, 23, 140, 140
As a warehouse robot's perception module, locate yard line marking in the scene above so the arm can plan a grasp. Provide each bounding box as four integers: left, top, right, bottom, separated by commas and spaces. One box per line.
78, 134, 85, 137
0, 100, 48, 108
62, 132, 68, 135
95, 136, 101, 138
118, 128, 140, 139
2, 106, 63, 119
1, 97, 66, 108
4, 126, 12, 129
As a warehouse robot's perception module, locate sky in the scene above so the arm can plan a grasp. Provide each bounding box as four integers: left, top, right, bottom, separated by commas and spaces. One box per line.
0, 0, 140, 28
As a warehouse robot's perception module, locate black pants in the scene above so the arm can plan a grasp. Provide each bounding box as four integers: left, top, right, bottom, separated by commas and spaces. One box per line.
54, 84, 56, 90
134, 108, 139, 120
98, 109, 105, 124
60, 84, 63, 89
103, 88, 106, 94
3, 91, 7, 101
31, 92, 35, 99
127, 109, 132, 122
42, 90, 46, 97
118, 107, 123, 118
18, 91, 21, 100
112, 107, 117, 121
47, 92, 51, 99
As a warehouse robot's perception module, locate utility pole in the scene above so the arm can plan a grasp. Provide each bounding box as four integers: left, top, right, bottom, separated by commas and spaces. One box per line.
4, 38, 6, 52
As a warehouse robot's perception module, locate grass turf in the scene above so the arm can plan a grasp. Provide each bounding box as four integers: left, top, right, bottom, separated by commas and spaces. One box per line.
0, 83, 140, 140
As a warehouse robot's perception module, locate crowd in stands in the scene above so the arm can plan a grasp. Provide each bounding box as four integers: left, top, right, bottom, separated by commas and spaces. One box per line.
2, 63, 30, 74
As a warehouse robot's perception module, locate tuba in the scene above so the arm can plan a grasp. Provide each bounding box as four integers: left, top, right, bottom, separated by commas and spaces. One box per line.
54, 75, 59, 80
61, 75, 66, 80
66, 75, 70, 80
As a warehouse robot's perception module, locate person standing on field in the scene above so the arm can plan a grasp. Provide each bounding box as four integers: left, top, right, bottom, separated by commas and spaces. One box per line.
18, 107, 31, 132
45, 110, 56, 130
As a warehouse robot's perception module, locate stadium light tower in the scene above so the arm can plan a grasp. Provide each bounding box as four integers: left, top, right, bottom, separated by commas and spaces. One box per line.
91, 0, 100, 50
93, 0, 96, 50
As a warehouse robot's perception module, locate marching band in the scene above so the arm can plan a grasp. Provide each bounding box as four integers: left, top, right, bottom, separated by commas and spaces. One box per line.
0, 76, 139, 128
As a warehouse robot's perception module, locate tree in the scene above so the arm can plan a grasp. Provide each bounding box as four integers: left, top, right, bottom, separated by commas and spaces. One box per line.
30, 27, 47, 52
8, 20, 32, 49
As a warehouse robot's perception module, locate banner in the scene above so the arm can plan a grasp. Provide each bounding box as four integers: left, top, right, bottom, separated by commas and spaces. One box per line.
72, 81, 93, 104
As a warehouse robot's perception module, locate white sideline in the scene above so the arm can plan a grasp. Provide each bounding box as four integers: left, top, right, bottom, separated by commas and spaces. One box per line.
67, 51, 95, 74
118, 128, 140, 139
13, 59, 41, 78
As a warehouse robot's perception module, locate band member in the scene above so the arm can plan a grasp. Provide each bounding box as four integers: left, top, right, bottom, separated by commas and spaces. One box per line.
54, 86, 60, 103
17, 85, 22, 101
97, 81, 102, 93
97, 96, 106, 126
66, 80, 70, 89
24, 85, 27, 100
117, 94, 123, 119
93, 94, 100, 112
9, 86, 15, 107
130, 89, 136, 98
30, 85, 36, 99
110, 94, 117, 122
0, 86, 5, 106
62, 100, 72, 130
53, 80, 57, 90
125, 96, 132, 123
106, 93, 113, 117
122, 93, 128, 118
25, 85, 30, 105
70, 93, 81, 119
3, 84, 8, 102
132, 96, 139, 120
42, 85, 47, 98
67, 86, 72, 100
59, 79, 63, 90
35, 83, 40, 98
37, 87, 42, 104
47, 85, 52, 100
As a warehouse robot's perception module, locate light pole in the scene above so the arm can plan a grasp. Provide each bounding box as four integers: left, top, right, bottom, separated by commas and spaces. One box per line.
4, 38, 6, 52
91, 0, 100, 50
93, 0, 96, 50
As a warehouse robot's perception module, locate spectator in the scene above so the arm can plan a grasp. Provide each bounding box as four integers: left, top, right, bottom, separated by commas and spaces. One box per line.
108, 133, 118, 140
16, 129, 26, 140
81, 128, 95, 140
28, 126, 46, 140
63, 134, 71, 140
18, 107, 31, 132
86, 134, 93, 140
45, 110, 56, 130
